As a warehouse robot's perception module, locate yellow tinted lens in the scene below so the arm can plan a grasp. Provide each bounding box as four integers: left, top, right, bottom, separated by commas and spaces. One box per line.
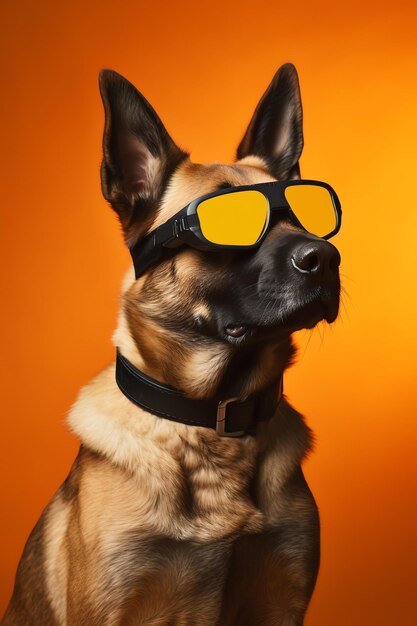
284, 184, 336, 237
197, 190, 268, 245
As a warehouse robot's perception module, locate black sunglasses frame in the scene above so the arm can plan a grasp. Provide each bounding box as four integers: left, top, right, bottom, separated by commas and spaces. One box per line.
130, 179, 342, 279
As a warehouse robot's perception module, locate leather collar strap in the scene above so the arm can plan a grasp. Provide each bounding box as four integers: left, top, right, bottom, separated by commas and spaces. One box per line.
116, 349, 283, 437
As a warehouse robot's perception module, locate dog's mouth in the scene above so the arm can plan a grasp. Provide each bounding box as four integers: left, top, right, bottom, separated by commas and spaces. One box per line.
223, 290, 339, 344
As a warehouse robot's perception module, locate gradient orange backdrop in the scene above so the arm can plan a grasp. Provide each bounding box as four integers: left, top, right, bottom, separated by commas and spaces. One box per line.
1, 1, 417, 623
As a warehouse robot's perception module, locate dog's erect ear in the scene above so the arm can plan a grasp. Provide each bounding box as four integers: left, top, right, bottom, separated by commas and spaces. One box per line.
99, 70, 188, 243
236, 63, 303, 180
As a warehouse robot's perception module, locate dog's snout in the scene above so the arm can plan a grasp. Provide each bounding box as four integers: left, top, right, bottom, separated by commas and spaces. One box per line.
291, 240, 341, 280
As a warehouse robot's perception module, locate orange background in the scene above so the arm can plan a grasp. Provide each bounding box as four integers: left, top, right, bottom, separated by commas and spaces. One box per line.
1, 1, 417, 623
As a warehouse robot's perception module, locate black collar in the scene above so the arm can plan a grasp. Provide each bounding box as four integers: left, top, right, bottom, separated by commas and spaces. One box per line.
116, 349, 283, 437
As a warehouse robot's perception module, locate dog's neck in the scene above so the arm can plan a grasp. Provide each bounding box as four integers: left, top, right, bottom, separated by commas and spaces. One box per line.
113, 290, 293, 402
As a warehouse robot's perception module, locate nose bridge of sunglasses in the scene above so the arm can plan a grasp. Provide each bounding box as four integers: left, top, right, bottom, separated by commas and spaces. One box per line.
264, 183, 285, 208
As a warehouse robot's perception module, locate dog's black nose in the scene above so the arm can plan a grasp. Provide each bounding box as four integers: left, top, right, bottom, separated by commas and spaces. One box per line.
291, 240, 340, 281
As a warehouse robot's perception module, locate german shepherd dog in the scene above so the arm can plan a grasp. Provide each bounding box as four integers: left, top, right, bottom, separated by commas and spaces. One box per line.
3, 63, 341, 625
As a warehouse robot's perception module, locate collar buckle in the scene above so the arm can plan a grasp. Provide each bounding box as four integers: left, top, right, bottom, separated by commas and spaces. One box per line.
216, 397, 246, 437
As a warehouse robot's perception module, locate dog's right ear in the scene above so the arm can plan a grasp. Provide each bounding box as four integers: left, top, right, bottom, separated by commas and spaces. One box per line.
99, 70, 188, 244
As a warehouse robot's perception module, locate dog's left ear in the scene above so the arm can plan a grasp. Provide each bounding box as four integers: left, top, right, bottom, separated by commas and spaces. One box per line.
236, 63, 303, 180
99, 69, 188, 243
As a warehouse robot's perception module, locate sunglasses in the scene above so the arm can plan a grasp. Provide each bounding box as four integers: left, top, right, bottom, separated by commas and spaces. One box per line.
130, 179, 342, 278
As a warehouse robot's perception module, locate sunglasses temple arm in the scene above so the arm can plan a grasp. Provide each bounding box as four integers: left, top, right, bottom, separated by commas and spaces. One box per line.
129, 221, 183, 279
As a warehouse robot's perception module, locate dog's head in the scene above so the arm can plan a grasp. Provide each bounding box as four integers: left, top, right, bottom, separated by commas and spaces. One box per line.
99, 64, 341, 399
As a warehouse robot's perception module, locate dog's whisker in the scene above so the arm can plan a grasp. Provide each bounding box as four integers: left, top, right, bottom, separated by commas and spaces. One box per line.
340, 283, 352, 300
340, 272, 355, 284
340, 297, 350, 321
316, 321, 325, 347
298, 328, 314, 362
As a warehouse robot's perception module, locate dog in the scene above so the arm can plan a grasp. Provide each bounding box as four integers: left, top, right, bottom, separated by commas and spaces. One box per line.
3, 62, 341, 625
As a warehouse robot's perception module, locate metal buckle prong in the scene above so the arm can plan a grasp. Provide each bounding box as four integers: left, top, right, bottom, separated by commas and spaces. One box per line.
216, 397, 246, 437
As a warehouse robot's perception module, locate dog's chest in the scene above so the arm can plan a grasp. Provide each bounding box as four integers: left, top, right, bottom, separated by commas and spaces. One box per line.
66, 399, 315, 624
111, 528, 305, 626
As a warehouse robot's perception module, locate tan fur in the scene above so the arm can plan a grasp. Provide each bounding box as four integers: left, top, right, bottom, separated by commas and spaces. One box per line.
43, 494, 70, 623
